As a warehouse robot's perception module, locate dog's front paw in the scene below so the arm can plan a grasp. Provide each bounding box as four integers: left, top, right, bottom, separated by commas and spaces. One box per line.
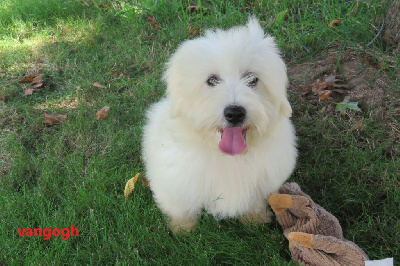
238, 208, 272, 225
169, 218, 197, 235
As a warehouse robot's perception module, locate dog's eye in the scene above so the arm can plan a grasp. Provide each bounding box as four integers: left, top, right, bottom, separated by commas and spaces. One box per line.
247, 75, 259, 88
247, 76, 258, 88
207, 75, 220, 87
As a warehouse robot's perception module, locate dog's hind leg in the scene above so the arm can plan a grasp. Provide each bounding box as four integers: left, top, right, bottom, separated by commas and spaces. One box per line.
238, 199, 272, 225
169, 217, 198, 235
157, 203, 199, 235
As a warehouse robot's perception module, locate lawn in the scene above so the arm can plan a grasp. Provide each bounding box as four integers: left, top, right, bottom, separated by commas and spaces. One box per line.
0, 0, 399, 264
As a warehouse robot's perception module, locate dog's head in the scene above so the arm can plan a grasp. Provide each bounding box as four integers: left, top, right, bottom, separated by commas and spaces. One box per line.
163, 17, 291, 156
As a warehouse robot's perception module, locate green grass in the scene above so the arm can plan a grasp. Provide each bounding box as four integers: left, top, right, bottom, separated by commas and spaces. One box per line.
1, 0, 399, 264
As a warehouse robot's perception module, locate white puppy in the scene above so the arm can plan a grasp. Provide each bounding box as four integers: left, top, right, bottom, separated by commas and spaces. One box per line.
142, 18, 297, 233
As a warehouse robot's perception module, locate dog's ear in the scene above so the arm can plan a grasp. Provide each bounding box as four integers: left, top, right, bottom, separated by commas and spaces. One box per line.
263, 77, 292, 118
246, 17, 292, 118
260, 62, 292, 118
168, 94, 184, 118
280, 98, 292, 117
163, 67, 185, 118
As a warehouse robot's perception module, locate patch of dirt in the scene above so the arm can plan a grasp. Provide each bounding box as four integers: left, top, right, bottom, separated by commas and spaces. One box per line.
288, 46, 398, 118
288, 46, 400, 156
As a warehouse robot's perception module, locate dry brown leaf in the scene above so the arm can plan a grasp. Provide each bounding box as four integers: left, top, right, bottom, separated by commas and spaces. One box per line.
23, 88, 35, 97
23, 88, 41, 97
300, 75, 348, 101
43, 114, 67, 125
308, 75, 348, 94
20, 75, 35, 83
20, 71, 44, 94
96, 106, 110, 120
52, 36, 56, 43
189, 27, 201, 37
31, 83, 43, 89
31, 74, 43, 84
329, 18, 340, 28
92, 82, 106, 89
348, 119, 364, 133
124, 173, 140, 201
311, 79, 327, 93
107, 70, 124, 77
147, 17, 161, 29
318, 90, 333, 100
358, 55, 383, 70
324, 75, 348, 89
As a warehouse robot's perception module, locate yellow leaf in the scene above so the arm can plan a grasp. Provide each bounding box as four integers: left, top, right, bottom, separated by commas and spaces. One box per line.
124, 173, 140, 201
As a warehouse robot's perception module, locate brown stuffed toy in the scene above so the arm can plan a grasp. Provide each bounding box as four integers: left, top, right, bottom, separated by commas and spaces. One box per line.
267, 182, 369, 266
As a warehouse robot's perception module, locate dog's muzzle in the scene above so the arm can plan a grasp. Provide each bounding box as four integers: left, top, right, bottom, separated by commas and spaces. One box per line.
224, 105, 246, 126
219, 105, 248, 156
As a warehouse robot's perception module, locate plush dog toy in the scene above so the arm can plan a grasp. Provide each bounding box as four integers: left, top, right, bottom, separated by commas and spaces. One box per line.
267, 182, 369, 266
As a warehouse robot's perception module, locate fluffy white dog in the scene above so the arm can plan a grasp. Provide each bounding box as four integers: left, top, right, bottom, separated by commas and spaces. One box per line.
142, 18, 297, 233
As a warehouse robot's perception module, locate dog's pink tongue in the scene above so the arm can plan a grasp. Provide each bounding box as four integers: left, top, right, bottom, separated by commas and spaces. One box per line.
218, 127, 247, 156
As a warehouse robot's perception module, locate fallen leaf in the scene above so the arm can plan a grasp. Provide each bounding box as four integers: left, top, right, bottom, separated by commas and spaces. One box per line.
43, 114, 67, 125
147, 17, 161, 29
189, 27, 201, 37
311, 79, 328, 93
335, 96, 362, 115
150, 92, 158, 97
324, 75, 348, 89
92, 82, 106, 89
52, 36, 56, 43
23, 88, 41, 97
358, 55, 383, 70
31, 83, 43, 89
186, 6, 210, 14
1, 94, 7, 102
140, 176, 150, 187
20, 75, 35, 83
31, 74, 42, 84
329, 18, 340, 28
301, 75, 348, 100
0, 73, 5, 78
124, 173, 140, 201
348, 119, 364, 133
318, 90, 332, 100
96, 106, 110, 120
107, 70, 124, 77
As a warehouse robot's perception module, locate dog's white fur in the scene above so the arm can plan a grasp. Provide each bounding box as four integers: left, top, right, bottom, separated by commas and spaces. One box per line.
142, 18, 297, 232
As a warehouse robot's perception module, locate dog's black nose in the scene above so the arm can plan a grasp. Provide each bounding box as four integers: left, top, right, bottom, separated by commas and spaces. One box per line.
224, 105, 246, 125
